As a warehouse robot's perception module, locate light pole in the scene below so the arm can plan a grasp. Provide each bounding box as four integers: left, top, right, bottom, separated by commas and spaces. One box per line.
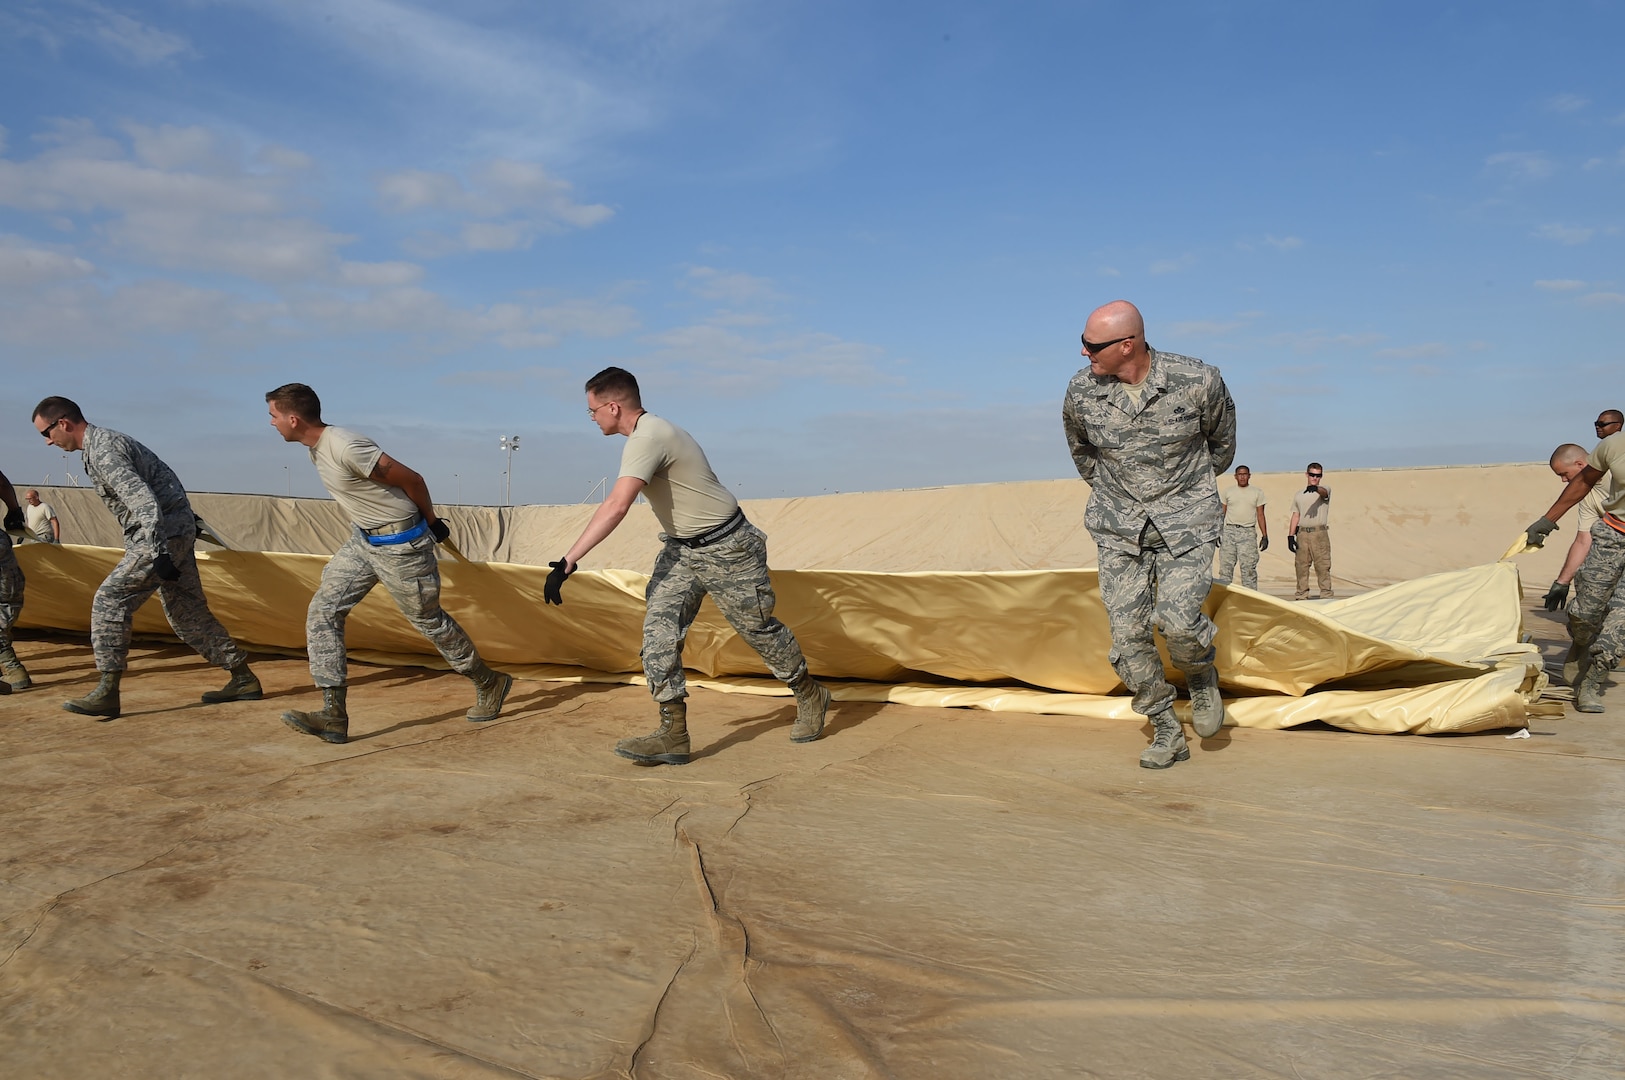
453, 473, 461, 506
283, 465, 290, 497
500, 435, 520, 506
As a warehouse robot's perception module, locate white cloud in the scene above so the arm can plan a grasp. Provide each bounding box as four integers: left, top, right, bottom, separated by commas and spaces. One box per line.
231, 0, 660, 163
9, 0, 193, 66
336, 260, 425, 287
1168, 319, 1249, 338
1097, 266, 1121, 277
1375, 342, 1451, 359
0, 234, 96, 286
1545, 93, 1591, 114
1578, 292, 1625, 307
0, 119, 353, 281
378, 160, 612, 255
1267, 330, 1383, 355
1533, 223, 1595, 245
1485, 151, 1556, 181
679, 266, 780, 305
1149, 253, 1196, 275
639, 323, 897, 392
1534, 279, 1588, 291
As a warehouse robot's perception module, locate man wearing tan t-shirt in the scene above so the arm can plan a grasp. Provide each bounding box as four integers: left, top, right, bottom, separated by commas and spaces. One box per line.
544, 366, 831, 766
265, 383, 512, 744
1216, 465, 1268, 589
1525, 413, 1625, 712
1543, 440, 1620, 686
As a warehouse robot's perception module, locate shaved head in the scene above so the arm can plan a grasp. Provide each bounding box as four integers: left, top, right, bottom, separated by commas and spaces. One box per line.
1551, 443, 1587, 467
1086, 300, 1145, 340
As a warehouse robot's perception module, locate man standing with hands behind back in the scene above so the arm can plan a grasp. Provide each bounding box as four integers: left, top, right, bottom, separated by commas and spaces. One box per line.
1216, 465, 1268, 590
1289, 463, 1333, 600
1062, 300, 1238, 769
265, 383, 513, 744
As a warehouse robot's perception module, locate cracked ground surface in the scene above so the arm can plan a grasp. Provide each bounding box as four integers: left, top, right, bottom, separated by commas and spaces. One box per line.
1, 600, 1622, 1079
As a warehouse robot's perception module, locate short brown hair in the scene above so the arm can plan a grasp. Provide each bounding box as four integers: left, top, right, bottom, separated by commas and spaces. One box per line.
265, 383, 323, 424
585, 367, 641, 408
32, 396, 84, 425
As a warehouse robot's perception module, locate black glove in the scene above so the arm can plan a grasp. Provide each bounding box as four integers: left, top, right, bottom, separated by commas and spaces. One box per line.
544, 559, 572, 605
1524, 516, 1558, 549
1287, 534, 1298, 554
154, 551, 182, 582
1258, 535, 1269, 552
1542, 580, 1570, 611
428, 518, 450, 544
3, 507, 23, 534
1305, 484, 1319, 494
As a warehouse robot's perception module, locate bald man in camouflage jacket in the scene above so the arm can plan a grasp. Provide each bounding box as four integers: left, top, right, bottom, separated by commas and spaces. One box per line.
1063, 301, 1238, 769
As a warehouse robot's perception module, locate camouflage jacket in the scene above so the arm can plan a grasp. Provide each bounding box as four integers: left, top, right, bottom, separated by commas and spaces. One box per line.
1062, 348, 1237, 556
81, 424, 197, 553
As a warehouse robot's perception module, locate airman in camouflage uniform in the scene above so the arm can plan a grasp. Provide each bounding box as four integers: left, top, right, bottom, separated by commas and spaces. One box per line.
32, 396, 260, 720
1527, 422, 1625, 713
0, 469, 30, 692
545, 366, 831, 766
1063, 301, 1238, 768
265, 383, 512, 745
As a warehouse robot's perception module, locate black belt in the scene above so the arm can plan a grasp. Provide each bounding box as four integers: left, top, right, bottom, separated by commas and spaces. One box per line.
1297, 525, 1328, 532
672, 509, 746, 549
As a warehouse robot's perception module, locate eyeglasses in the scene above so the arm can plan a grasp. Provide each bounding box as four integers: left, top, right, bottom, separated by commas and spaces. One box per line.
1595, 419, 1620, 429
1082, 334, 1135, 354
1307, 472, 1323, 479
38, 418, 62, 438
587, 401, 617, 418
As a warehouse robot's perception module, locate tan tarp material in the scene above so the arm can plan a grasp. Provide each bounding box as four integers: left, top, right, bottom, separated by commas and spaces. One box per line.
13, 543, 1543, 735
26, 462, 1576, 582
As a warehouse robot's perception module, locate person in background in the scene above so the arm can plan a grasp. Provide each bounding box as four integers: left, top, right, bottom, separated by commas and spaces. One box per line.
1216, 465, 1268, 589
1288, 463, 1333, 600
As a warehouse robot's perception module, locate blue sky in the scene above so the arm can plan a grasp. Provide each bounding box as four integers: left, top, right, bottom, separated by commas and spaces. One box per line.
2, 0, 1623, 506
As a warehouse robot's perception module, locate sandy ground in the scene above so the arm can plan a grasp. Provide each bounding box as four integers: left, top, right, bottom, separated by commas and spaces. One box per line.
1, 594, 1621, 1079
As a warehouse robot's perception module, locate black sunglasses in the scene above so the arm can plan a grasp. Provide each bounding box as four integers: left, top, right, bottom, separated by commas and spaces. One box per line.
38, 418, 61, 438
1595, 420, 1620, 428
1082, 334, 1135, 354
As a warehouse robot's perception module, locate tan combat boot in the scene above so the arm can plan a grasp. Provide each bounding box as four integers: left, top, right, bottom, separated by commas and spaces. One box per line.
1139, 709, 1190, 770
466, 661, 514, 722
615, 700, 691, 765
1185, 665, 1227, 738
201, 661, 262, 703
63, 671, 122, 720
1574, 662, 1609, 714
788, 672, 832, 743
0, 645, 31, 691
282, 687, 350, 744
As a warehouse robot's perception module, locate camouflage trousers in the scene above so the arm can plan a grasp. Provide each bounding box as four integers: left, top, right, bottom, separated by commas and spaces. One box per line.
92, 532, 247, 673
0, 531, 23, 651
1568, 522, 1625, 670
1098, 539, 1219, 717
643, 522, 809, 703
1216, 523, 1260, 589
1294, 527, 1333, 598
307, 530, 481, 688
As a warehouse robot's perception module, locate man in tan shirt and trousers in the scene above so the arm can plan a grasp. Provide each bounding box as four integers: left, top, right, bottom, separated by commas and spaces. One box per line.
1289, 462, 1333, 600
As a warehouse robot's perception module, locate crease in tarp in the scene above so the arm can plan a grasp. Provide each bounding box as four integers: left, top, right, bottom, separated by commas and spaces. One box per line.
14, 546, 1540, 735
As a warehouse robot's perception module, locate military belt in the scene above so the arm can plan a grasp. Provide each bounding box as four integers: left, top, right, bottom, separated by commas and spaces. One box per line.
1297, 525, 1328, 532
672, 509, 746, 549
363, 517, 428, 546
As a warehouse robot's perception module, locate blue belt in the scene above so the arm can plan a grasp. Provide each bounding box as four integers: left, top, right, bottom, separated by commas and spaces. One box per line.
364, 519, 429, 546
